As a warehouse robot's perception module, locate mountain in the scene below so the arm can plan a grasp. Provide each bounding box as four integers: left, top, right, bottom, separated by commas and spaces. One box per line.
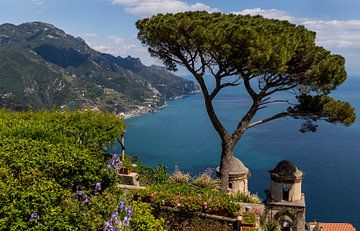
0, 22, 198, 114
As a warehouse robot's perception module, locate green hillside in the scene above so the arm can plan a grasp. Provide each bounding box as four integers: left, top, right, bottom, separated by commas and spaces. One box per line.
0, 22, 198, 113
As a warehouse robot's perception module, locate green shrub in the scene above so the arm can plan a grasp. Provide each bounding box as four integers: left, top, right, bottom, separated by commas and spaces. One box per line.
192, 168, 220, 189
170, 169, 191, 183
0, 110, 125, 230
242, 211, 257, 225
129, 201, 166, 231
132, 182, 241, 217
231, 192, 262, 204
134, 157, 171, 185
264, 222, 281, 231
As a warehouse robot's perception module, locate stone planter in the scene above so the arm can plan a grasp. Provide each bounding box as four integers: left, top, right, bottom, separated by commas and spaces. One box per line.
119, 168, 132, 175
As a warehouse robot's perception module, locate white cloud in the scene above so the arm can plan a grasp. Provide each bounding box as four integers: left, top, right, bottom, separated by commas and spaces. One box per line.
84, 33, 98, 38
107, 35, 124, 45
88, 41, 139, 57
234, 8, 293, 21
84, 35, 158, 66
111, 0, 217, 17
301, 19, 360, 48
31, 0, 44, 5
300, 18, 360, 75
112, 0, 138, 4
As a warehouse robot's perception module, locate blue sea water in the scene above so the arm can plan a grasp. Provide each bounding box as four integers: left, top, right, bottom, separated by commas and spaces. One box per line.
114, 77, 360, 228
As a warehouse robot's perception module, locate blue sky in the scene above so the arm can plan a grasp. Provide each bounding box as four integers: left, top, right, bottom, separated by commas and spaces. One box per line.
1, 0, 360, 76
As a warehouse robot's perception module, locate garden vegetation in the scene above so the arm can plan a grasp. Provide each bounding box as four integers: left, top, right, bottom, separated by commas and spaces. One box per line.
0, 109, 265, 230
0, 110, 164, 230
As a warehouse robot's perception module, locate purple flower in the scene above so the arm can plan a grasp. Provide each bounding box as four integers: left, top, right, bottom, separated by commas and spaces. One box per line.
103, 221, 114, 231
77, 190, 83, 196
119, 201, 125, 209
125, 206, 132, 216
107, 154, 123, 173
83, 198, 89, 203
114, 217, 119, 224
105, 221, 111, 226
111, 211, 118, 219
123, 216, 130, 227
30, 212, 39, 220
104, 200, 132, 230
95, 182, 101, 191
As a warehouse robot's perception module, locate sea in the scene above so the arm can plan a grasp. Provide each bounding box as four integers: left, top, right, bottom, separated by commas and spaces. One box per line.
111, 76, 360, 228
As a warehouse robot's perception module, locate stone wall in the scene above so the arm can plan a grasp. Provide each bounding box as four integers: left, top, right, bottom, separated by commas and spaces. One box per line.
264, 200, 306, 231
270, 181, 302, 202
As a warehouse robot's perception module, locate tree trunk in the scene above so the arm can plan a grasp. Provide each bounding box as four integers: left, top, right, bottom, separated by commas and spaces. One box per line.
220, 140, 235, 193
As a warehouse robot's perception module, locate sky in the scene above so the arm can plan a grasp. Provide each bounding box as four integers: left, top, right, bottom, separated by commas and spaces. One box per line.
1, 0, 360, 76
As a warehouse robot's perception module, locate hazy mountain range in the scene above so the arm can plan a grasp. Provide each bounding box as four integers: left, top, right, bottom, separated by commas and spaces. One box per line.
0, 22, 198, 114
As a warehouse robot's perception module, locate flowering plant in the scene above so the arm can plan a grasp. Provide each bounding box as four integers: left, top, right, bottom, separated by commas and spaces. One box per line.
103, 200, 133, 231
107, 154, 133, 173
107, 154, 123, 172
122, 155, 133, 169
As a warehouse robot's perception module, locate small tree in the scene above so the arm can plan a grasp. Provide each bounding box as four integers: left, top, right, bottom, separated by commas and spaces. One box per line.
136, 12, 356, 192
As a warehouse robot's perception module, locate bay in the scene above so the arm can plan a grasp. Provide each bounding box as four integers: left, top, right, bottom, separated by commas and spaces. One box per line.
111, 76, 360, 228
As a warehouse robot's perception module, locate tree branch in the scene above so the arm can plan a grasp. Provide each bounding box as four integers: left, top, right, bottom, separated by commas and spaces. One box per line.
210, 82, 240, 100
247, 112, 290, 129
263, 84, 297, 97
243, 75, 258, 100
176, 51, 230, 141
260, 99, 290, 106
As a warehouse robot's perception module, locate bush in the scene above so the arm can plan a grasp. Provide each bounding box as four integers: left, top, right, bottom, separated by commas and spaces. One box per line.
242, 211, 257, 225
157, 210, 235, 231
264, 222, 281, 231
231, 192, 262, 204
170, 168, 191, 183
0, 110, 126, 230
192, 168, 220, 189
134, 157, 171, 185
132, 182, 241, 217
129, 201, 166, 231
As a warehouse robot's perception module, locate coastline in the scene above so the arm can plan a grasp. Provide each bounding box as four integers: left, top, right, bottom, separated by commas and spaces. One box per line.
120, 103, 168, 120
119, 90, 200, 120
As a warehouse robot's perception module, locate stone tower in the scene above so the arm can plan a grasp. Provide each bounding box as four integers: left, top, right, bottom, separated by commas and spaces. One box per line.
217, 156, 249, 194
265, 160, 306, 231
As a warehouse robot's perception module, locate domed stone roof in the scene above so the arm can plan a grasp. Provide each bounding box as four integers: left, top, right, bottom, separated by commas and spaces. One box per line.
229, 156, 249, 175
270, 160, 302, 183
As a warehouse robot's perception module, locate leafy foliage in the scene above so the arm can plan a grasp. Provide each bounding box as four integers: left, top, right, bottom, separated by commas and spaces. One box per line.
242, 211, 257, 225
170, 169, 191, 183
192, 168, 220, 189
134, 157, 171, 185
132, 182, 241, 217
231, 192, 262, 204
290, 94, 356, 126
0, 110, 126, 229
264, 222, 281, 231
128, 201, 166, 231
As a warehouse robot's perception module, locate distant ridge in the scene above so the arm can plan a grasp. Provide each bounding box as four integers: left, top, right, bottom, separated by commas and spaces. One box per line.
0, 22, 198, 114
